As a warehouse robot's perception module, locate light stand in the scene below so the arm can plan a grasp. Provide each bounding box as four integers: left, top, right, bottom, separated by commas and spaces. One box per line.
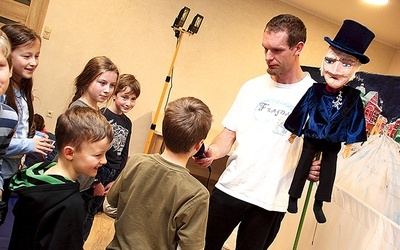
144, 7, 204, 153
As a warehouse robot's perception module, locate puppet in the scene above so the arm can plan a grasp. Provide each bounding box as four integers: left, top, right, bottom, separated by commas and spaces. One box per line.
284, 20, 375, 223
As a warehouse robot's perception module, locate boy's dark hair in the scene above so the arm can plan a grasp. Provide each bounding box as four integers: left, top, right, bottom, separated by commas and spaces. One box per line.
162, 97, 212, 153
33, 113, 45, 131
55, 106, 113, 152
116, 74, 141, 97
265, 14, 307, 48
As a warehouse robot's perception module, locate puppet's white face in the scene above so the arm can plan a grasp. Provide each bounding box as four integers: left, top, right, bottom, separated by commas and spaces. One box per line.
322, 47, 359, 89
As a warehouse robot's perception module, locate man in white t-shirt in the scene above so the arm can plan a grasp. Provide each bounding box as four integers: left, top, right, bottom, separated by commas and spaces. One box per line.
194, 14, 320, 249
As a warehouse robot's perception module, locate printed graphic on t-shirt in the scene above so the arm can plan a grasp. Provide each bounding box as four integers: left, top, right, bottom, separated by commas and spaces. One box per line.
254, 99, 293, 136
109, 119, 129, 156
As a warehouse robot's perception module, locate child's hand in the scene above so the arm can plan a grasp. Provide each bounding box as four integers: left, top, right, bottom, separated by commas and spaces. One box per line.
33, 137, 55, 155
104, 181, 115, 195
93, 183, 105, 196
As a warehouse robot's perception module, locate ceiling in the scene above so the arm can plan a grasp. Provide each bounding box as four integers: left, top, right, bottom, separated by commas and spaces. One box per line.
279, 0, 400, 49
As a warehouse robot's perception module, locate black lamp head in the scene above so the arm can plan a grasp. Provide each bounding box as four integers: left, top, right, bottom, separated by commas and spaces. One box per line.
172, 6, 191, 28
187, 14, 204, 34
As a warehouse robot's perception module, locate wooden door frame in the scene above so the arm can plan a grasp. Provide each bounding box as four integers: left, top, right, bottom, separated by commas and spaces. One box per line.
0, 0, 50, 34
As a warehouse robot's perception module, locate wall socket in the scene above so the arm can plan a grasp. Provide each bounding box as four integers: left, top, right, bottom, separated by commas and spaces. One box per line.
43, 26, 52, 40
46, 110, 53, 118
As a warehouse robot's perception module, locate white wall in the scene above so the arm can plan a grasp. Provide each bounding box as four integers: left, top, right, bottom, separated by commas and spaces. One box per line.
33, 0, 398, 155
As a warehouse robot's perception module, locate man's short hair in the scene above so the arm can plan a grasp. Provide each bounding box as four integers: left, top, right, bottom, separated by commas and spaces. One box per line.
265, 14, 307, 48
162, 97, 212, 153
55, 106, 113, 152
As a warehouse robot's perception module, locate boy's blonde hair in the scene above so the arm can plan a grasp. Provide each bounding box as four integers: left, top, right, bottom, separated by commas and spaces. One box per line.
162, 97, 212, 153
55, 106, 113, 152
0, 30, 12, 67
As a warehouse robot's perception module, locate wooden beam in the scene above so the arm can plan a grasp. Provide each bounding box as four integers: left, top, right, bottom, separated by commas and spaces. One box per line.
0, 0, 29, 24
26, 0, 50, 34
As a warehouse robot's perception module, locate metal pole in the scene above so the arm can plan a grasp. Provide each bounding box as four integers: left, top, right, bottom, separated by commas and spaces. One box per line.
143, 30, 187, 153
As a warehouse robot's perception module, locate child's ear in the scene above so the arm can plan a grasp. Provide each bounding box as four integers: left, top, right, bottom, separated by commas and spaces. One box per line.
63, 146, 75, 160
194, 140, 205, 152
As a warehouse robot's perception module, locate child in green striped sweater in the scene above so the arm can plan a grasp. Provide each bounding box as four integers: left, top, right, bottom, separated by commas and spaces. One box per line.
8, 106, 113, 250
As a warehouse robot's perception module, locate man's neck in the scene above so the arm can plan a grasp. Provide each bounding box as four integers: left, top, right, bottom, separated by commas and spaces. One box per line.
272, 66, 305, 84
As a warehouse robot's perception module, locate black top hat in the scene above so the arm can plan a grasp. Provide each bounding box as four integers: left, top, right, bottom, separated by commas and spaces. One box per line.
324, 20, 375, 64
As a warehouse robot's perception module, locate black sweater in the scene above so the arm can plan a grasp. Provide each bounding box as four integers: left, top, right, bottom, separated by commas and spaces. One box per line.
9, 162, 85, 250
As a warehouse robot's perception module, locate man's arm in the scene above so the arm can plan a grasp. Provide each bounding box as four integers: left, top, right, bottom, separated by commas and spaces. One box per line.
194, 128, 236, 168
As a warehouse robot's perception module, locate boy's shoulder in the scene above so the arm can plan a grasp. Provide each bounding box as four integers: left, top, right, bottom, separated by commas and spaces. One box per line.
102, 108, 132, 123
10, 162, 75, 191
0, 102, 18, 120
129, 153, 209, 194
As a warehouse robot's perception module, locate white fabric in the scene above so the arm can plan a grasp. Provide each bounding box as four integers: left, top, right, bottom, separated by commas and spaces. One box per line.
335, 134, 400, 225
103, 197, 117, 218
216, 73, 314, 212
225, 134, 400, 250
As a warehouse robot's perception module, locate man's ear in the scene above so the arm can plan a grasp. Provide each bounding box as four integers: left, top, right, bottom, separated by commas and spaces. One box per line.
294, 41, 305, 56
63, 146, 75, 161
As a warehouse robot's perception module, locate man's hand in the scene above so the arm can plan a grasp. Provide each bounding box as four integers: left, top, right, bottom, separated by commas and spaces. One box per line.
193, 145, 214, 168
308, 159, 321, 182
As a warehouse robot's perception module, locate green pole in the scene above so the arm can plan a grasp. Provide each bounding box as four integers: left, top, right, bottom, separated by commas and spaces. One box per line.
292, 152, 321, 250
292, 180, 314, 250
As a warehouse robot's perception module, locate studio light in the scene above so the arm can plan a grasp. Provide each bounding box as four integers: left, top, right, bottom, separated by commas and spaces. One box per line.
172, 6, 190, 28
171, 6, 204, 36
144, 6, 205, 153
187, 14, 204, 34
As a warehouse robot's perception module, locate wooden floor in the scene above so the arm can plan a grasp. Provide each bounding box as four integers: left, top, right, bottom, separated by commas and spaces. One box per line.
83, 212, 232, 250
84, 213, 115, 250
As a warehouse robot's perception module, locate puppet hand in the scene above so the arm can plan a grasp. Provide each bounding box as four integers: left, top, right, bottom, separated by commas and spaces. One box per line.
343, 144, 352, 158
288, 134, 296, 144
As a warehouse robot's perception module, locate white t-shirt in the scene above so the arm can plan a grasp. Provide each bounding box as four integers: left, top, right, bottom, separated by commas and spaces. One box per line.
216, 73, 314, 212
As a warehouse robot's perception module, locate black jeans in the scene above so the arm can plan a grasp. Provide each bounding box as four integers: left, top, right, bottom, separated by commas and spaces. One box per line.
0, 178, 12, 226
82, 167, 118, 241
205, 188, 285, 250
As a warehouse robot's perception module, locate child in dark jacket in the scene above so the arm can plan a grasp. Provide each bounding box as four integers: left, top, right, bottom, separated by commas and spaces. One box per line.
8, 106, 113, 250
